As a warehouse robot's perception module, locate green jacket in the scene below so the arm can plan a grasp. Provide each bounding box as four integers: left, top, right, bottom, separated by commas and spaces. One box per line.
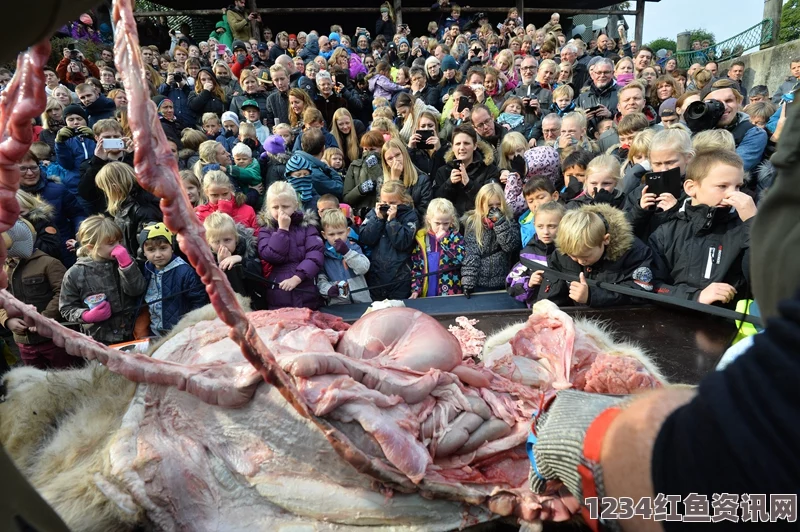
228, 159, 262, 193
209, 19, 233, 48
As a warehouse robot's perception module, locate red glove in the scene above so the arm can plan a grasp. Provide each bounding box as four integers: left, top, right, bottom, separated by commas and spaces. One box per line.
82, 300, 112, 323
110, 245, 133, 268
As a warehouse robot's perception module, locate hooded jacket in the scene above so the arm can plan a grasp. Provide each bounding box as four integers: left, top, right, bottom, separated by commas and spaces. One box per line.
538, 203, 655, 308
368, 73, 405, 100
115, 185, 163, 258
22, 172, 87, 246
359, 204, 419, 300
209, 19, 233, 47
462, 213, 521, 291
434, 141, 501, 216
59, 256, 147, 344
298, 34, 320, 61
410, 229, 464, 297
20, 201, 63, 263
507, 235, 554, 306
188, 69, 227, 126
258, 211, 324, 310
142, 255, 208, 335
649, 202, 750, 304
317, 241, 372, 305
158, 82, 196, 127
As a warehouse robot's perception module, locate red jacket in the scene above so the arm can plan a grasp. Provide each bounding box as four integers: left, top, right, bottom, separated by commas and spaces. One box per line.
195, 198, 259, 232
230, 55, 253, 79
56, 58, 100, 86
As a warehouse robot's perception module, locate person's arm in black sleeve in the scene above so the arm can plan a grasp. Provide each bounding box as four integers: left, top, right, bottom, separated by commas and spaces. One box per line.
78, 156, 108, 215
188, 90, 212, 113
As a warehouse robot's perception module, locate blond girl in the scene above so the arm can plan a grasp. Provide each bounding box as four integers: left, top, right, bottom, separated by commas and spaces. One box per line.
410, 198, 465, 298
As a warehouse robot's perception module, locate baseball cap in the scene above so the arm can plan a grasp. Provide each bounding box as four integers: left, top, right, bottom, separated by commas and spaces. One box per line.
241, 99, 260, 110
257, 42, 268, 52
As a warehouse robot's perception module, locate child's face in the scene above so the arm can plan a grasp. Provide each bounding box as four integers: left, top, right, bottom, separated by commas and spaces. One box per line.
269, 194, 298, 220
618, 131, 638, 147
632, 154, 647, 165
322, 224, 349, 246
223, 121, 239, 135
486, 195, 503, 212
505, 102, 522, 115
585, 171, 617, 196
568, 240, 608, 267
208, 229, 238, 255
234, 153, 252, 167
563, 165, 586, 183
555, 95, 572, 109
206, 184, 232, 204
525, 190, 558, 213
244, 108, 260, 123
142, 239, 174, 270
329, 154, 344, 169
184, 182, 199, 204
317, 199, 339, 216
204, 120, 221, 136
277, 129, 292, 146
686, 163, 744, 208
92, 238, 122, 260
533, 211, 561, 244
650, 148, 690, 175
381, 192, 403, 206
596, 120, 614, 136
290, 169, 311, 179
750, 116, 766, 129
427, 213, 452, 237
66, 115, 87, 128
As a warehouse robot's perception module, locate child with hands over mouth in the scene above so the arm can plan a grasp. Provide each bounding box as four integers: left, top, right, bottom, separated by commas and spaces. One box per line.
317, 209, 372, 305
410, 198, 465, 299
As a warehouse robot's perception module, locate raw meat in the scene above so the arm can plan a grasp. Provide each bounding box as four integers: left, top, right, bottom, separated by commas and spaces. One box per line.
448, 317, 487, 359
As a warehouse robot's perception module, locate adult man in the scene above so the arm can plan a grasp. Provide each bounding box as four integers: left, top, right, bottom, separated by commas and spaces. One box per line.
471, 104, 504, 154
263, 27, 273, 43
633, 46, 653, 76
538, 113, 561, 146
275, 54, 301, 86
596, 82, 656, 152
318, 36, 332, 56
726, 60, 747, 102
594, 34, 619, 61
510, 56, 552, 138
226, 0, 256, 42
749, 85, 770, 104
409, 66, 441, 110
100, 49, 114, 69
255, 42, 270, 67
559, 43, 588, 89
772, 57, 800, 103
703, 79, 767, 172
313, 71, 346, 128
75, 83, 115, 127
264, 65, 291, 127
434, 44, 448, 61
704, 60, 718, 77
575, 57, 617, 127
229, 40, 253, 78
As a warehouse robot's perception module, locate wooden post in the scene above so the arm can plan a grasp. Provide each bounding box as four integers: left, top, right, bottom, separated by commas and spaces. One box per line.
762, 0, 782, 49
394, 0, 403, 26
249, 0, 260, 41
634, 0, 645, 47
516, 0, 525, 26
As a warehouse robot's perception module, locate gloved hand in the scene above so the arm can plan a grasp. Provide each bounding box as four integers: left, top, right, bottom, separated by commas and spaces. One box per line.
77, 126, 95, 137
463, 287, 473, 299
55, 127, 74, 143
592, 188, 616, 205
333, 238, 350, 255
487, 207, 504, 223
358, 179, 375, 195
327, 285, 341, 297
81, 300, 112, 323
528, 389, 626, 502
110, 244, 133, 268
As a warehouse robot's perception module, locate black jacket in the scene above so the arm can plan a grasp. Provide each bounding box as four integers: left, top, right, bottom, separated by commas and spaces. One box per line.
566, 188, 627, 211
359, 204, 419, 300
413, 84, 441, 111
114, 185, 163, 258
539, 203, 655, 307
264, 89, 290, 127
434, 141, 501, 216
188, 89, 227, 125
229, 91, 269, 121
78, 154, 136, 215
313, 93, 347, 129
624, 184, 684, 241
649, 202, 751, 303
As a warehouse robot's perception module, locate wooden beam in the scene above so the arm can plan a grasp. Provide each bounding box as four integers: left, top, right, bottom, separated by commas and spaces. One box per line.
248, 0, 260, 40
634, 0, 645, 46
393, 0, 403, 25
516, 0, 525, 26
131, 7, 638, 18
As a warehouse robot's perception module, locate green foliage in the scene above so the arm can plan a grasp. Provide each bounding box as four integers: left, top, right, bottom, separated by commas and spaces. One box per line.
48, 36, 106, 67
646, 38, 677, 53
780, 0, 800, 43
686, 28, 716, 46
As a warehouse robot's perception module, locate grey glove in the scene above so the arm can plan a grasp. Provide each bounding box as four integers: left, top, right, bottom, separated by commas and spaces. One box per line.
528, 389, 626, 502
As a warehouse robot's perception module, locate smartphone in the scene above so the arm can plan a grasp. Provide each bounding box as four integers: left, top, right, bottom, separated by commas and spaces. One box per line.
587, 105, 602, 114
416, 129, 434, 143
644, 167, 682, 198
217, 44, 227, 55
335, 73, 348, 86
102, 138, 125, 150
457, 96, 472, 113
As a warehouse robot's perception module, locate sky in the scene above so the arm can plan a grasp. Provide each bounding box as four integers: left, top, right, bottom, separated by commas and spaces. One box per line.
621, 0, 766, 48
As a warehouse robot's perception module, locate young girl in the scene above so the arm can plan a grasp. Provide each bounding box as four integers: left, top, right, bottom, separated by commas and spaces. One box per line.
59, 216, 147, 345
497, 96, 525, 133
359, 180, 419, 300
195, 170, 259, 231
322, 147, 346, 173
625, 129, 655, 175
502, 145, 561, 217
410, 198, 464, 298
567, 154, 625, 210
258, 181, 324, 310
367, 61, 406, 100
497, 132, 529, 186
462, 183, 521, 295
180, 169, 205, 207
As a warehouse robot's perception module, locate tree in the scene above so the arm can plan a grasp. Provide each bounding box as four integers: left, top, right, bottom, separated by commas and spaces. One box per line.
685, 28, 716, 46
646, 38, 677, 53
780, 0, 800, 43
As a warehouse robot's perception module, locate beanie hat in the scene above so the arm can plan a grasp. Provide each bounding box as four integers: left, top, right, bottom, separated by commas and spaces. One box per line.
79, 13, 93, 26
3, 219, 35, 259
264, 134, 286, 155
329, 32, 341, 43
285, 153, 314, 175
232, 40, 247, 52
398, 37, 409, 48
441, 55, 458, 71
63, 104, 87, 122
659, 97, 678, 117
221, 111, 239, 125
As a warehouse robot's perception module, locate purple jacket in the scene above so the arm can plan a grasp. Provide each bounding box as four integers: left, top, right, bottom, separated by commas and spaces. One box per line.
349, 53, 367, 80
258, 211, 324, 310
368, 74, 405, 100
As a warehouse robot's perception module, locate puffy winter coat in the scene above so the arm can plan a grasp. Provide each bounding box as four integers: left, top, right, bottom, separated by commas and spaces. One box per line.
343, 153, 383, 218
22, 173, 87, 246
566, 188, 627, 211
21, 202, 63, 264
462, 214, 521, 291
188, 89, 227, 126
114, 186, 163, 259
624, 184, 685, 241
258, 211, 325, 309
378, 173, 433, 221
195, 198, 259, 232
539, 203, 655, 308
410, 229, 464, 297
368, 74, 405, 100
290, 151, 344, 201
317, 241, 372, 305
359, 204, 419, 300
54, 132, 96, 196
141, 256, 208, 335
261, 151, 290, 187
506, 236, 554, 306
434, 141, 501, 216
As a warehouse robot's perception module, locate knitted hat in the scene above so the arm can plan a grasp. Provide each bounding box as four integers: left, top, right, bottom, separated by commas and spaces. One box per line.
232, 40, 247, 52
285, 153, 313, 175
63, 104, 87, 121
221, 111, 239, 125
79, 13, 93, 26
441, 55, 458, 71
264, 134, 286, 155
241, 99, 260, 110
659, 97, 678, 117
398, 37, 409, 48
2, 219, 35, 259
329, 32, 341, 43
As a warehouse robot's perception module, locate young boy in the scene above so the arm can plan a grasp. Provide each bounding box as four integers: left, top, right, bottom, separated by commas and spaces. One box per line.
507, 201, 565, 306
559, 149, 593, 202
550, 85, 575, 116
518, 177, 560, 247
567, 154, 626, 210
611, 112, 649, 163
538, 203, 654, 307
75, 82, 116, 126
240, 99, 269, 144
317, 209, 372, 305
217, 111, 240, 152
202, 112, 222, 140
0, 219, 72, 369
649, 150, 755, 307
318, 193, 360, 243
228, 142, 263, 207
139, 222, 208, 336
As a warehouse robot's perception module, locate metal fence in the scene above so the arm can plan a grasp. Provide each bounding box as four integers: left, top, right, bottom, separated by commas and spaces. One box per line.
674, 19, 774, 68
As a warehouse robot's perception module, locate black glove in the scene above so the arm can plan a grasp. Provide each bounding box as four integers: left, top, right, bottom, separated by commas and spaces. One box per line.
463, 287, 472, 299
487, 207, 504, 224
510, 154, 526, 176
358, 179, 375, 195
333, 238, 350, 255
592, 188, 616, 205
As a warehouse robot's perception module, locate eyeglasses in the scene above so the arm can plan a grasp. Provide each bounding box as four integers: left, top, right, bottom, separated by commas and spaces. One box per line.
18, 166, 38, 174
474, 118, 493, 129
595, 70, 613, 76
520, 66, 536, 71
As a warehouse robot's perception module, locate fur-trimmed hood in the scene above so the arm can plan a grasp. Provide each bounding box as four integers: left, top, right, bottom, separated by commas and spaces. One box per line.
233, 222, 258, 259
22, 202, 56, 225
257, 208, 320, 229
579, 203, 634, 263
443, 140, 495, 166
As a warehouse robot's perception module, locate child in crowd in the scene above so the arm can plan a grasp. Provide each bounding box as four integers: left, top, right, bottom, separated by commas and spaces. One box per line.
539, 203, 654, 307
139, 222, 208, 336
317, 209, 372, 305
240, 99, 269, 143
258, 181, 324, 309
567, 154, 625, 209
0, 219, 72, 369
238, 122, 265, 158
16, 190, 63, 262
503, 146, 561, 217
202, 112, 222, 139
273, 123, 294, 150
610, 113, 649, 162
217, 111, 240, 152
649, 150, 754, 306
195, 170, 259, 231
180, 170, 205, 207
507, 201, 565, 306
550, 85, 575, 116
204, 212, 265, 307
691, 129, 735, 154
410, 198, 465, 298
60, 216, 147, 344
322, 147, 346, 173
743, 101, 777, 129
228, 142, 263, 208
284, 153, 316, 210
625, 129, 654, 174
260, 134, 291, 187
497, 96, 526, 132
593, 118, 614, 140
462, 183, 521, 296
559, 148, 593, 202
518, 177, 560, 247
54, 104, 96, 196
359, 180, 419, 300
318, 193, 360, 243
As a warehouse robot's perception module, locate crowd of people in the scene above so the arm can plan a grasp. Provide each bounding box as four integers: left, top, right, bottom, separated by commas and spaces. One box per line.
0, 0, 787, 371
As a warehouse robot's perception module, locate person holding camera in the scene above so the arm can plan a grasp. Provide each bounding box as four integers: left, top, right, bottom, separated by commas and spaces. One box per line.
376, 3, 396, 42
56, 46, 99, 88
508, 56, 552, 141
226, 0, 256, 42
158, 63, 195, 128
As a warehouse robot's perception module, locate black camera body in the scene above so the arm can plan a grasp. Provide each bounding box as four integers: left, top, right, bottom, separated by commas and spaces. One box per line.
68, 43, 79, 61
173, 72, 183, 83
684, 99, 725, 133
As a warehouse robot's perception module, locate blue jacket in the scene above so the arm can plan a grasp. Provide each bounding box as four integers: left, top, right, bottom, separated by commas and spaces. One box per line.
292, 151, 344, 201
54, 134, 96, 196
292, 128, 339, 152
216, 131, 238, 153
158, 83, 196, 127
22, 172, 87, 244
518, 209, 535, 248
83, 95, 117, 127
142, 256, 208, 335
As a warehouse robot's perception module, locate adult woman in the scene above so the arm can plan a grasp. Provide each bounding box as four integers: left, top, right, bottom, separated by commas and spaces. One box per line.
439, 85, 476, 143
213, 60, 241, 101
39, 97, 65, 153
651, 74, 682, 109
52, 85, 73, 108
536, 59, 557, 91
438, 56, 461, 101
328, 48, 351, 77
665, 57, 678, 74
330, 108, 361, 168
288, 87, 316, 132
407, 110, 444, 176
188, 67, 227, 126
638, 66, 658, 89
229, 70, 268, 120
425, 55, 442, 85
555, 62, 573, 88
434, 124, 500, 216
381, 138, 433, 219
145, 64, 164, 89
192, 140, 233, 179
343, 130, 386, 218
107, 89, 127, 108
